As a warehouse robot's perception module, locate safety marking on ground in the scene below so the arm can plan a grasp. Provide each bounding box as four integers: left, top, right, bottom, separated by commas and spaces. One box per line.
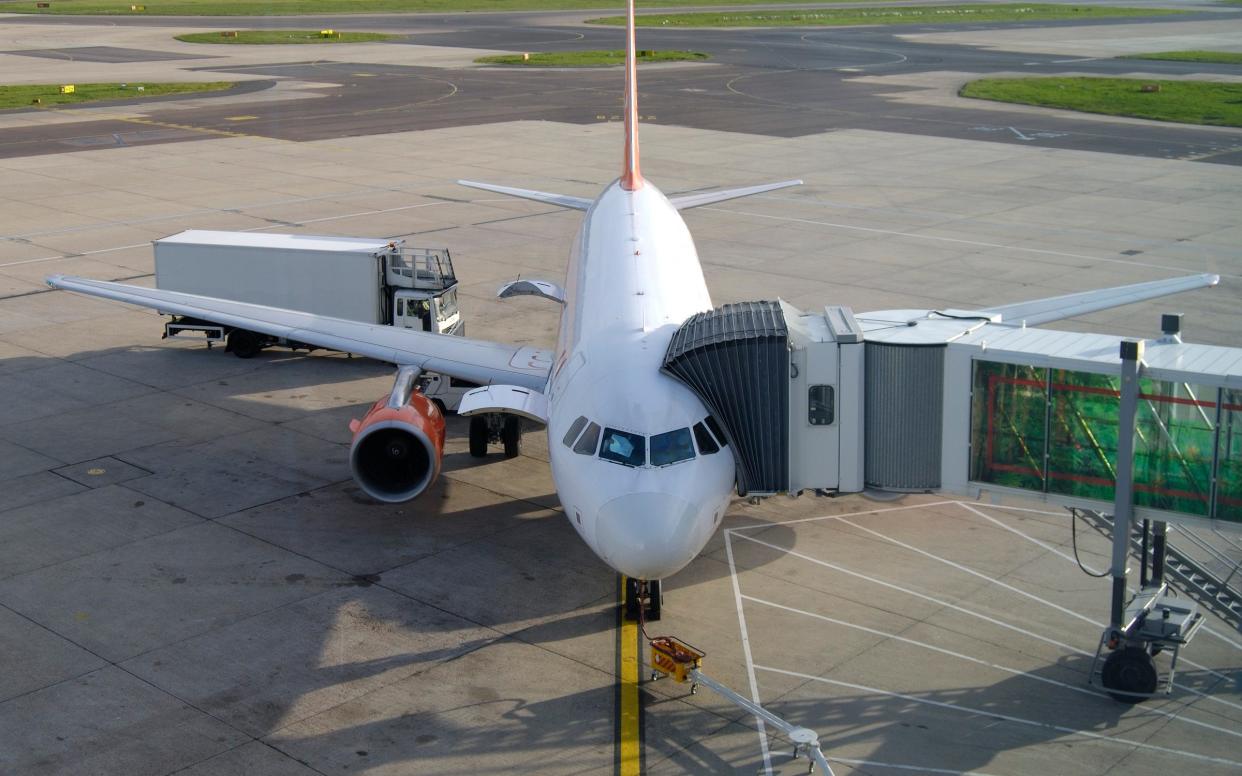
616, 575, 642, 776
723, 501, 1242, 775
225, 115, 258, 121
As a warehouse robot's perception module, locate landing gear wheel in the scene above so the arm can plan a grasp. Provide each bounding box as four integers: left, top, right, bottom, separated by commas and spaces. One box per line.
228, 329, 263, 359
468, 415, 488, 458
622, 577, 662, 622
1102, 646, 1158, 703
502, 415, 522, 459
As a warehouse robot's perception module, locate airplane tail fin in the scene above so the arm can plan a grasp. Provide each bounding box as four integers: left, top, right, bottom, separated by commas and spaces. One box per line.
621, 0, 642, 191
978, 273, 1220, 326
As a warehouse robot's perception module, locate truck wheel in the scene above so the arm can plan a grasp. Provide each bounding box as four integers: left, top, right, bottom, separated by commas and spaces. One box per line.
468, 415, 489, 458
228, 329, 263, 359
502, 415, 522, 459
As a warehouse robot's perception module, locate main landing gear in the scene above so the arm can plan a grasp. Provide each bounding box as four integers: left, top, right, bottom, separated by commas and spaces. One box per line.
624, 577, 662, 622
467, 413, 522, 459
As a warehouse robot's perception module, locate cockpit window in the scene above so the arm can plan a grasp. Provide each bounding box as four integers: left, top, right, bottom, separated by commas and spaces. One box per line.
703, 415, 728, 447
573, 422, 601, 455
562, 416, 588, 447
650, 428, 694, 466
599, 428, 645, 467
693, 422, 720, 455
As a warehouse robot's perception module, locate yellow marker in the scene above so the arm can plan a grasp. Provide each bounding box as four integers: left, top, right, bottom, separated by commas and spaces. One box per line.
86, 467, 106, 476
320, 29, 336, 38
618, 576, 641, 776
59, 84, 74, 94
225, 115, 258, 122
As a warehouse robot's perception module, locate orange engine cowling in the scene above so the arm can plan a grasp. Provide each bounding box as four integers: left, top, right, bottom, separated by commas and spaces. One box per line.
348, 389, 446, 503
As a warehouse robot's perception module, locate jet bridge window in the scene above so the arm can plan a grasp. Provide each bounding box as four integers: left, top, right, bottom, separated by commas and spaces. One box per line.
651, 428, 695, 466
573, 422, 602, 456
809, 385, 835, 426
600, 428, 645, 467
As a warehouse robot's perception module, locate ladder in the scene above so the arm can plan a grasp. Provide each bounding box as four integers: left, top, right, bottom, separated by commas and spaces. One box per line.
1075, 509, 1242, 631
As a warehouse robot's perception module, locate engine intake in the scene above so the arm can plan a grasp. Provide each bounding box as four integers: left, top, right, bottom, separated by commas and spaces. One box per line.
349, 381, 445, 503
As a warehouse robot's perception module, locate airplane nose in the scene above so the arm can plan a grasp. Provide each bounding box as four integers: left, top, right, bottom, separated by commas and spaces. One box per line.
596, 492, 703, 579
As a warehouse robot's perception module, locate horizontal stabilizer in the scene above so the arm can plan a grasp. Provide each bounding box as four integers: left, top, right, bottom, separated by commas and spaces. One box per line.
669, 179, 802, 210
458, 180, 591, 211
980, 273, 1220, 326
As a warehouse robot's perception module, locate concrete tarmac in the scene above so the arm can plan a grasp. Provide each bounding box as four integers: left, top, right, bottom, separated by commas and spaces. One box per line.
1, 7, 1240, 776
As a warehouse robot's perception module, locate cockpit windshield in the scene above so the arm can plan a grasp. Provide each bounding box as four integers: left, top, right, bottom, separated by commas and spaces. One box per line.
650, 427, 694, 466
600, 428, 646, 467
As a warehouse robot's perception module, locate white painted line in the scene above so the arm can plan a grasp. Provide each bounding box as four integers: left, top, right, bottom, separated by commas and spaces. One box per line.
756, 665, 1242, 769
1051, 57, 1101, 64
702, 207, 1242, 281
827, 756, 1002, 775
838, 512, 1242, 698
724, 530, 773, 776
743, 594, 1242, 741
727, 499, 959, 532
731, 531, 1242, 714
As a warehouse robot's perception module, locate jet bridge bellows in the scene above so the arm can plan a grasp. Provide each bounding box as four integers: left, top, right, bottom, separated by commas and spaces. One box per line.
662, 301, 790, 496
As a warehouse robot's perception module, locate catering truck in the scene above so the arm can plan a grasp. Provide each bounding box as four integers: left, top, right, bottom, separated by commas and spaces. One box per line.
155, 230, 462, 358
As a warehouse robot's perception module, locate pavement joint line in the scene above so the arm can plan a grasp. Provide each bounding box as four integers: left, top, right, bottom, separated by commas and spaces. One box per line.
755, 664, 1242, 768
703, 205, 1242, 280
723, 530, 774, 776
836, 511, 1242, 690
824, 755, 1004, 776
740, 593, 1242, 740
732, 526, 1242, 715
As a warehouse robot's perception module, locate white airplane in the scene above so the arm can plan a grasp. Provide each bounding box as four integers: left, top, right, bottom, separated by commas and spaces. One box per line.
45, 0, 1217, 618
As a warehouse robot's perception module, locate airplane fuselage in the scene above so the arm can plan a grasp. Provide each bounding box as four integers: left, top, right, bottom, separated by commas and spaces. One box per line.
545, 180, 735, 581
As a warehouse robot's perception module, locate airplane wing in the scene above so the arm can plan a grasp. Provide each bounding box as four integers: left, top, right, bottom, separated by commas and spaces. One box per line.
457, 180, 592, 211
668, 179, 802, 210
45, 275, 552, 390
978, 273, 1220, 326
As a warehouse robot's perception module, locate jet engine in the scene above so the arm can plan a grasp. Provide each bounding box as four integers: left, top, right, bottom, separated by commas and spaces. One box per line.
349, 367, 446, 503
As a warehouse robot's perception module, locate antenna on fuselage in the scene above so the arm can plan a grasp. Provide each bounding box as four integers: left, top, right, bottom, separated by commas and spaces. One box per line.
621, 0, 643, 191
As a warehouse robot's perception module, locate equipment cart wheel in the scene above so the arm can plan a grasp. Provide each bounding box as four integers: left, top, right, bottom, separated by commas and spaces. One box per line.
227, 329, 264, 359
1101, 646, 1158, 703
468, 415, 489, 458
502, 415, 522, 459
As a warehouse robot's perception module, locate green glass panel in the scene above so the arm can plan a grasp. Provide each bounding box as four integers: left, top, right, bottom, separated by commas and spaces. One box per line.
1047, 369, 1118, 502
1217, 389, 1242, 523
1133, 379, 1214, 517
971, 361, 1046, 491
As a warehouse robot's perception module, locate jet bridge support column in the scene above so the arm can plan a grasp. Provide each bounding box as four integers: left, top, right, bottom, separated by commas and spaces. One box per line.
1109, 339, 1143, 629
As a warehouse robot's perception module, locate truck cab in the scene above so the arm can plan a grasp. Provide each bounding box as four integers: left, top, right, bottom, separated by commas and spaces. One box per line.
387, 248, 463, 336
393, 286, 461, 335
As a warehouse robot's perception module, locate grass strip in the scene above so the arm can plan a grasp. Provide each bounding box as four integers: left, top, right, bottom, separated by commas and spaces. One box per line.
589, 4, 1186, 27
176, 30, 398, 44
959, 77, 1242, 128
1120, 50, 1242, 65
0, 82, 234, 110
5, 0, 869, 16
475, 49, 708, 66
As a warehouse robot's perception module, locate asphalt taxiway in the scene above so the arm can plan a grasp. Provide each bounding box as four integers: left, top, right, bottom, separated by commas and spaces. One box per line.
0, 5, 1240, 775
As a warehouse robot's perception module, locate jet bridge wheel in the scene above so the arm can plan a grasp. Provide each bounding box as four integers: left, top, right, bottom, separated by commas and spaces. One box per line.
1101, 646, 1158, 703
468, 415, 489, 458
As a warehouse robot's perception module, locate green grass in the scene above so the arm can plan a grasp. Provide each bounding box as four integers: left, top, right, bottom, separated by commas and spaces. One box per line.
475, 49, 708, 66
960, 77, 1242, 127
0, 82, 234, 110
589, 4, 1186, 26
1120, 50, 1242, 65
6, 0, 874, 15
176, 30, 398, 44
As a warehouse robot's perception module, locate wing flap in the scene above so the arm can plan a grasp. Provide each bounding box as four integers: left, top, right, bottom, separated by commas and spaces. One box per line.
668, 179, 803, 210
457, 180, 592, 211
45, 275, 552, 390
980, 273, 1220, 326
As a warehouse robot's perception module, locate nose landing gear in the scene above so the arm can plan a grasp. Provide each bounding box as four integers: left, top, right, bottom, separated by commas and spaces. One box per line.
623, 577, 662, 622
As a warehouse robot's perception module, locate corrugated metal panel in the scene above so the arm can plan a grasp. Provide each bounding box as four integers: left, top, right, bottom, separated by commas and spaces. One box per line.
865, 343, 943, 490
663, 301, 789, 495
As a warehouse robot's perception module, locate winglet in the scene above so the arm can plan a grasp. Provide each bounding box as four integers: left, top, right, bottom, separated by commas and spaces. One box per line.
620, 0, 643, 191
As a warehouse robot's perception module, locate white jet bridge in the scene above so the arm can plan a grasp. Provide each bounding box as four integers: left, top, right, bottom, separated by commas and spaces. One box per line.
662, 293, 1241, 702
